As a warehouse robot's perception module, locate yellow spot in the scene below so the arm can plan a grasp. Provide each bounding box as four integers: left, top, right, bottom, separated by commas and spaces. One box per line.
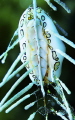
28, 14, 34, 20
54, 62, 60, 71
47, 89, 51, 94
37, 8, 42, 13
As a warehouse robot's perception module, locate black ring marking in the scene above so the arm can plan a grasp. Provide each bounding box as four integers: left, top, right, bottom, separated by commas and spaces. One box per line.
22, 43, 26, 49
23, 56, 27, 60
41, 15, 45, 21
54, 62, 60, 71
52, 51, 59, 61
23, 14, 26, 18
20, 29, 24, 36
20, 19, 24, 27
43, 22, 47, 28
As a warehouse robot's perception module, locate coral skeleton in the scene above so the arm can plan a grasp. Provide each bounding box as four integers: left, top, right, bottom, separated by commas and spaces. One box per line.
0, 0, 75, 120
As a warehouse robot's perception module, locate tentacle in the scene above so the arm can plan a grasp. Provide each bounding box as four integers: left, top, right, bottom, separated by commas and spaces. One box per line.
53, 77, 72, 120
33, 0, 45, 97
0, 61, 29, 87
55, 76, 71, 94
0, 48, 26, 87
5, 89, 39, 113
0, 83, 34, 111
5, 94, 32, 113
56, 49, 75, 65
0, 29, 18, 63
46, 29, 75, 65
27, 112, 36, 120
47, 29, 75, 49
54, 20, 68, 36
44, 0, 57, 11
51, 108, 68, 120
54, 0, 71, 13
24, 100, 37, 110
0, 69, 33, 106
44, 0, 71, 13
